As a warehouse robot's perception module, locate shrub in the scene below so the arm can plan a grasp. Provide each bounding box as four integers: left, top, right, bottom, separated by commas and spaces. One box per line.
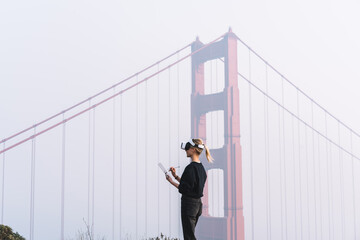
0, 224, 25, 240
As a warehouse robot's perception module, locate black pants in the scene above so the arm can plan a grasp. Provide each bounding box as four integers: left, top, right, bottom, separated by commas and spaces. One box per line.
181, 196, 202, 240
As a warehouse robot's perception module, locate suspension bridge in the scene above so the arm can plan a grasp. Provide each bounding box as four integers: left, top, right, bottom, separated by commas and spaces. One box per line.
1, 29, 359, 240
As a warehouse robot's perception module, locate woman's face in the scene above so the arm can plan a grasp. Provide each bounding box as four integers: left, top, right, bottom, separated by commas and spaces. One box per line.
185, 147, 195, 158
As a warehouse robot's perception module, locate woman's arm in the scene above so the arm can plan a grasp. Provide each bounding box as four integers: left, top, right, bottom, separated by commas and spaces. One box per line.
170, 167, 181, 182
166, 175, 179, 189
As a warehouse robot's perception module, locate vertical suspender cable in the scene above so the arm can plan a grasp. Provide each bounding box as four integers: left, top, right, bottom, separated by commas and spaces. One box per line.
216, 59, 220, 217
324, 113, 332, 239
112, 88, 116, 240
177, 53, 181, 237
1, 142, 4, 224
61, 113, 66, 240
338, 121, 345, 239
92, 108, 96, 237
350, 132, 357, 239
278, 104, 284, 240
145, 74, 148, 238
157, 64, 160, 236
248, 50, 255, 240
87, 100, 91, 226
281, 78, 288, 239
292, 117, 298, 240
119, 94, 123, 239
296, 91, 303, 240
168, 67, 172, 236
305, 123, 310, 240
317, 132, 323, 240
30, 127, 36, 240
136, 74, 138, 239
210, 60, 214, 217
264, 65, 271, 240
311, 102, 318, 239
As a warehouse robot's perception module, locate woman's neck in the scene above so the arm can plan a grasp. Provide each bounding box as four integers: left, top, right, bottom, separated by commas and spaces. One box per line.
191, 155, 200, 163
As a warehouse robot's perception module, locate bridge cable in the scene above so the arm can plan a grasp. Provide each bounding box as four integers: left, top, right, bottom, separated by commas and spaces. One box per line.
264, 65, 271, 240
317, 132, 323, 240
92, 108, 96, 237
338, 121, 345, 239
311, 102, 318, 239
304, 119, 310, 240
291, 116, 298, 240
0, 44, 192, 146
157, 63, 160, 236
296, 90, 303, 240
236, 72, 360, 161
112, 87, 116, 240
234, 35, 360, 140
278, 100, 284, 240
1, 34, 226, 156
30, 127, 36, 240
169, 68, 172, 236
216, 59, 220, 218
1, 142, 4, 224
177, 52, 181, 238
119, 94, 123, 239
87, 100, 91, 226
350, 131, 357, 239
145, 68, 148, 238
136, 74, 139, 240
248, 49, 255, 240
61, 113, 66, 240
210, 60, 214, 218
282, 78, 289, 240
324, 113, 333, 239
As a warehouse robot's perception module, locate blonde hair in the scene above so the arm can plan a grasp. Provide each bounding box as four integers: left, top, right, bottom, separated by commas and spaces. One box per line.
192, 138, 214, 163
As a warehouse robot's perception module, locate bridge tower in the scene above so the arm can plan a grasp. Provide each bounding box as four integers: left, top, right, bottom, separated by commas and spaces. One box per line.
191, 30, 245, 240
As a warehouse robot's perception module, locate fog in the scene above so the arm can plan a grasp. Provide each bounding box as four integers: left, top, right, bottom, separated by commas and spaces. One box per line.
1, 0, 360, 239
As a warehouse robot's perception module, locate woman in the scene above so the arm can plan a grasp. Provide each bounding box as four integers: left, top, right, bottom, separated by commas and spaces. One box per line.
166, 138, 213, 240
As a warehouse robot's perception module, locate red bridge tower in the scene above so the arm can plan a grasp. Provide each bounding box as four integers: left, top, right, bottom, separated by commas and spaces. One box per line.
191, 30, 245, 240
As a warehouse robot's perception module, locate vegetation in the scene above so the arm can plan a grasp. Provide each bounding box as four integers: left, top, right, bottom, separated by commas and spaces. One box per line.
0, 224, 25, 240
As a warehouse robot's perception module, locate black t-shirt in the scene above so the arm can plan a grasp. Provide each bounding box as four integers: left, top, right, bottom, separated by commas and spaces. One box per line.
178, 161, 207, 199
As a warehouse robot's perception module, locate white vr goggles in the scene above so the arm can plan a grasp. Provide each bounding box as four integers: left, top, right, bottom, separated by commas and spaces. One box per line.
180, 139, 204, 151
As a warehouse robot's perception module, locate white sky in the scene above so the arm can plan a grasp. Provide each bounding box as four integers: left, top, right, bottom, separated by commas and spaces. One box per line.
1, 0, 360, 138
1, 0, 360, 239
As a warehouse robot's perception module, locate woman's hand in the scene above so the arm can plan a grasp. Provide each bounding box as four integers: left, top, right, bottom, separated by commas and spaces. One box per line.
165, 174, 173, 183
169, 167, 177, 178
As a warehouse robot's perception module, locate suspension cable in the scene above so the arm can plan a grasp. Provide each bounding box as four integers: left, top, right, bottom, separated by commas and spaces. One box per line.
278, 104, 284, 240
282, 78, 288, 240
305, 123, 310, 240
264, 65, 271, 240
157, 63, 160, 236
324, 113, 332, 239
317, 132, 323, 240
350, 131, 357, 239
338, 121, 345, 239
145, 71, 148, 238
30, 127, 36, 240
311, 102, 318, 239
168, 68, 172, 236
61, 113, 66, 240
119, 94, 123, 239
234, 35, 360, 140
92, 108, 96, 237
1, 34, 226, 156
1, 142, 5, 224
236, 72, 360, 161
0, 43, 192, 145
292, 116, 298, 240
135, 74, 139, 240
112, 87, 116, 240
248, 49, 255, 240
296, 90, 303, 240
177, 52, 181, 237
87, 100, 91, 226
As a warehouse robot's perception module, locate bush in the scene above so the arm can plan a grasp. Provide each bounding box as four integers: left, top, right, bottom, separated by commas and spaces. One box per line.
0, 224, 25, 240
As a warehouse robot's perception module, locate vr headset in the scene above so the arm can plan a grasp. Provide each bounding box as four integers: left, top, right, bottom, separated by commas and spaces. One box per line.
180, 139, 204, 151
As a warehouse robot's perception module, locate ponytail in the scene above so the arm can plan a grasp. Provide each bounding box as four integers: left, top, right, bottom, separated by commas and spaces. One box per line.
204, 144, 214, 163
192, 138, 214, 163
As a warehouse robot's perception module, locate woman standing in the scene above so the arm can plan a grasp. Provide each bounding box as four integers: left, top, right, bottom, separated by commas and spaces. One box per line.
166, 138, 213, 240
